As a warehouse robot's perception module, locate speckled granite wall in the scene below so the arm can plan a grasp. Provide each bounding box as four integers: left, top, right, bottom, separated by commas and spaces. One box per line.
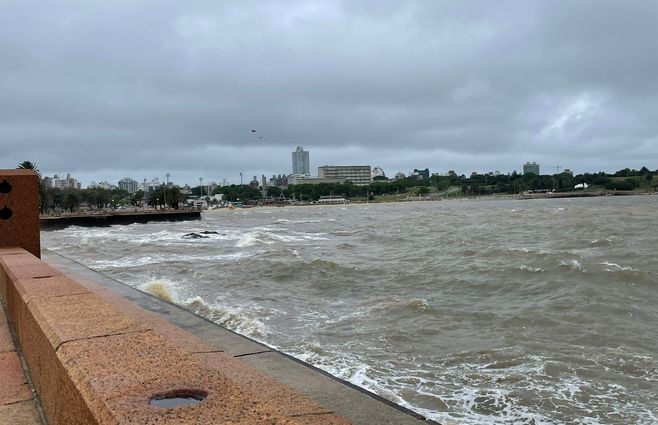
0, 170, 40, 258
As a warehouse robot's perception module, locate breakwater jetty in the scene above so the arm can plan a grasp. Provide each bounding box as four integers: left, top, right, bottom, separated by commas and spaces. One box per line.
1, 168, 435, 424
40, 210, 201, 230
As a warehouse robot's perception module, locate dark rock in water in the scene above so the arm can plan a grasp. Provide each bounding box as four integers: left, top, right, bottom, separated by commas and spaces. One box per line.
199, 231, 219, 235
182, 232, 209, 239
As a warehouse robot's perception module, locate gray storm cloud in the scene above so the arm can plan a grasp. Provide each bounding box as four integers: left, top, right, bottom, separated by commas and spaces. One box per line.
1, 0, 657, 184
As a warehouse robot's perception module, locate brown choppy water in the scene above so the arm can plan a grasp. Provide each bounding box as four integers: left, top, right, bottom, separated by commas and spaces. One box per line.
42, 197, 658, 424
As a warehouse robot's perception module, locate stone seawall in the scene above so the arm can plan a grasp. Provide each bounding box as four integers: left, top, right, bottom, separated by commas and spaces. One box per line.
40, 211, 201, 231
0, 248, 437, 425
0, 247, 353, 424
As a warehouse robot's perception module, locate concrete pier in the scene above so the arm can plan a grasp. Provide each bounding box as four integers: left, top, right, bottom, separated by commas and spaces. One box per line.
40, 210, 201, 231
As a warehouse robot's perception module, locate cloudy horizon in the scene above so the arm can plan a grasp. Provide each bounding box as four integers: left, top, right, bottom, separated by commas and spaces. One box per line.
2, 1, 657, 186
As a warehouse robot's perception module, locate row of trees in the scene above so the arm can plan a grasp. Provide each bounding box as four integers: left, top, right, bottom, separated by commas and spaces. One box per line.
38, 186, 188, 213
454, 168, 655, 195
16, 161, 190, 213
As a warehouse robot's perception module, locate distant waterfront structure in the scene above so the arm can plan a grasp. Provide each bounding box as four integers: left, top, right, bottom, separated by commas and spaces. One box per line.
118, 177, 139, 193
292, 146, 310, 175
88, 181, 116, 190
412, 168, 430, 180
140, 178, 161, 194
318, 165, 372, 186
372, 166, 386, 179
523, 162, 540, 175
43, 173, 81, 190
287, 174, 341, 185
269, 174, 289, 188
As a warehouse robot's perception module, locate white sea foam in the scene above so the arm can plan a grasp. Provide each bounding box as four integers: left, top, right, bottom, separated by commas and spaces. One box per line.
235, 229, 328, 247
517, 265, 545, 273
184, 296, 267, 338
600, 261, 638, 272
140, 279, 181, 304
236, 231, 275, 247
559, 259, 583, 271
90, 252, 249, 270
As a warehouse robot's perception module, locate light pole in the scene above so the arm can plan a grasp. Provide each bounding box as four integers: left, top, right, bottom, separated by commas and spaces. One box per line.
164, 173, 170, 210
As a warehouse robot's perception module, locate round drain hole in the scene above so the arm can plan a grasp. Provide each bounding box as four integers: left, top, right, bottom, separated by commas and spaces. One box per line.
149, 390, 207, 409
0, 207, 12, 220
0, 180, 11, 194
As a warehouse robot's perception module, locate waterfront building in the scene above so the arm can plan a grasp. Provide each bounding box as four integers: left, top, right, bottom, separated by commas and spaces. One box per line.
411, 168, 430, 180
316, 196, 349, 204
317, 165, 372, 186
140, 178, 161, 194
88, 181, 116, 190
292, 146, 310, 175
523, 162, 540, 175
269, 174, 289, 188
287, 174, 341, 185
44, 173, 81, 190
372, 166, 386, 179
118, 177, 139, 193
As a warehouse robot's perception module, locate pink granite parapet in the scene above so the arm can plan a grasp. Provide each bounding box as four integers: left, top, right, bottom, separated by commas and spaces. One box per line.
0, 170, 40, 258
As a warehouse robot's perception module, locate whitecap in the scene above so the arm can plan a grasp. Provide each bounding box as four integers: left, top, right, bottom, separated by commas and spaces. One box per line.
184, 296, 267, 338
600, 261, 638, 272
559, 259, 583, 271
140, 280, 180, 304
517, 265, 544, 273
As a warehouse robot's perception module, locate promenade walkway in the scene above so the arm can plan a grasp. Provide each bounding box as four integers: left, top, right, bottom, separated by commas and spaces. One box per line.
0, 300, 43, 425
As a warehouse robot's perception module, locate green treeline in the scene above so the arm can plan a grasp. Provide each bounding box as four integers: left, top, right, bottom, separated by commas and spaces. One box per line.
262, 166, 657, 202
18, 159, 658, 211
38, 186, 187, 213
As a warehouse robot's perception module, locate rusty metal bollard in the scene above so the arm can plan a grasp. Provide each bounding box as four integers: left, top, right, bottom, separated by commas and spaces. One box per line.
0, 170, 40, 258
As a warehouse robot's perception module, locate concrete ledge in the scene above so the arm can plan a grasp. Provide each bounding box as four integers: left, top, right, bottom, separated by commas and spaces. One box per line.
1, 249, 354, 424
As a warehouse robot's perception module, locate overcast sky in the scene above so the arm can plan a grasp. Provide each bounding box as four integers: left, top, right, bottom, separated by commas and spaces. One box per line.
2, 1, 657, 186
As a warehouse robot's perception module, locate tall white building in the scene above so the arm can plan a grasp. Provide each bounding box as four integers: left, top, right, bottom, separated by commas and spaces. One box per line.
88, 181, 116, 190
118, 177, 139, 193
45, 174, 81, 190
292, 146, 310, 175
318, 165, 372, 186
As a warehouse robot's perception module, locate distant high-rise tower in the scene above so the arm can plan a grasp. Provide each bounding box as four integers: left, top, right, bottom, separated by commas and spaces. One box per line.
523, 162, 540, 175
292, 146, 310, 175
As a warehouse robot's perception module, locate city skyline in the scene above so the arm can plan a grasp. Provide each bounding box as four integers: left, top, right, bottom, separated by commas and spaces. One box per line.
3, 1, 658, 185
